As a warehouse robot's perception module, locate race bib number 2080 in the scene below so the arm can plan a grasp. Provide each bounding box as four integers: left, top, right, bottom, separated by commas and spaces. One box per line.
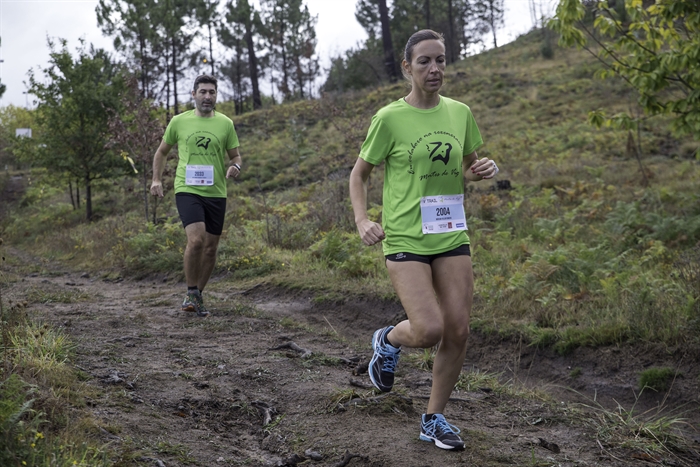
420, 194, 468, 234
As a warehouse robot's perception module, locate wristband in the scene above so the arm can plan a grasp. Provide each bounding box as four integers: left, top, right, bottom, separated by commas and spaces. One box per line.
232, 163, 241, 171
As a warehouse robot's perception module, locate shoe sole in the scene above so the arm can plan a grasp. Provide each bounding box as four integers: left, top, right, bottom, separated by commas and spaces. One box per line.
369, 328, 391, 392
182, 303, 209, 316
419, 433, 464, 450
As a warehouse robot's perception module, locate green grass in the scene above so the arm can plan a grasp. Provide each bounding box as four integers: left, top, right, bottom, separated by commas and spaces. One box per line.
639, 367, 679, 392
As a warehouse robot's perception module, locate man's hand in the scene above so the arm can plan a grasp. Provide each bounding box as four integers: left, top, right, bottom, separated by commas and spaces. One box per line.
150, 180, 164, 198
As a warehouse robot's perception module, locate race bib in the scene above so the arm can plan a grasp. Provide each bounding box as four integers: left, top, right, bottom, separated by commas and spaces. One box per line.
185, 165, 214, 186
420, 194, 468, 234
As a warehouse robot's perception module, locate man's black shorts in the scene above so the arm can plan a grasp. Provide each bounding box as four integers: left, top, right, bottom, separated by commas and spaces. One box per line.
385, 244, 471, 264
175, 193, 226, 236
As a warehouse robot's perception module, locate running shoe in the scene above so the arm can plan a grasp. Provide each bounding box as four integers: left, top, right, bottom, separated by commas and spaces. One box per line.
182, 293, 197, 312
369, 326, 401, 392
419, 413, 465, 450
181, 292, 209, 317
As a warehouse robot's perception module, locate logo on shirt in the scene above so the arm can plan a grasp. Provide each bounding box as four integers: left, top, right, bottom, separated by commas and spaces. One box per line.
196, 136, 212, 150
428, 142, 452, 165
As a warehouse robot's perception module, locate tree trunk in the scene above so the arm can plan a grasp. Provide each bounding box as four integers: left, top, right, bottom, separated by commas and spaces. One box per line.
207, 23, 215, 75
426, 0, 431, 29
142, 160, 149, 223
447, 0, 456, 64
69, 179, 76, 209
172, 36, 179, 115
245, 23, 262, 109
85, 176, 93, 221
378, 0, 399, 82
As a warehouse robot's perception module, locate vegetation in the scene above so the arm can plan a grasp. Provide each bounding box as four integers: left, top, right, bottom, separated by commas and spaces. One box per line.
551, 0, 700, 140
3, 30, 699, 351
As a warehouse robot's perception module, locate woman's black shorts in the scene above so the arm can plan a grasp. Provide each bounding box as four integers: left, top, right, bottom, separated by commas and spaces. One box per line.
385, 244, 471, 264
175, 193, 226, 235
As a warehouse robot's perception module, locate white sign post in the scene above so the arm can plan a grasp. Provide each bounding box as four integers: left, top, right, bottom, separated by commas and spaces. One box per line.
16, 128, 32, 138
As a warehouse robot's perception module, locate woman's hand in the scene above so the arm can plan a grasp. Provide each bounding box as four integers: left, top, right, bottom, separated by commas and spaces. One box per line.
469, 157, 499, 179
357, 219, 386, 246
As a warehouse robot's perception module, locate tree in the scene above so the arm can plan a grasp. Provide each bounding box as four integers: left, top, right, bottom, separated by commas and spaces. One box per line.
477, 0, 505, 48
98, 0, 196, 117
191, 0, 220, 76
550, 0, 700, 140
26, 39, 128, 221
261, 0, 319, 101
221, 0, 264, 110
0, 105, 34, 170
377, 0, 400, 82
155, 0, 196, 116
96, 0, 160, 99
107, 76, 165, 223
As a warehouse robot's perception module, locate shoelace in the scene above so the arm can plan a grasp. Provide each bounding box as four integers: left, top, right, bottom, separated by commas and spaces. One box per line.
424, 416, 461, 436
380, 349, 399, 372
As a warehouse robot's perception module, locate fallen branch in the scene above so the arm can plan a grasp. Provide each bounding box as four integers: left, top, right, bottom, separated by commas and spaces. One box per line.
538, 437, 560, 453
353, 360, 368, 375
107, 335, 138, 342
238, 283, 263, 295
269, 342, 312, 359
337, 392, 412, 411
252, 400, 277, 426
410, 394, 474, 403
337, 356, 361, 366
348, 378, 373, 389
330, 450, 367, 467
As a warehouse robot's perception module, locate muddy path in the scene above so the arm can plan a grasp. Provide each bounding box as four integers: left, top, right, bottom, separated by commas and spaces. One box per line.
5, 256, 700, 467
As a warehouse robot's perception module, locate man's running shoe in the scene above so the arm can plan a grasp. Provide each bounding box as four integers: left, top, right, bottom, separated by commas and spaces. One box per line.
181, 292, 210, 317
182, 293, 197, 312
419, 413, 465, 450
369, 326, 401, 392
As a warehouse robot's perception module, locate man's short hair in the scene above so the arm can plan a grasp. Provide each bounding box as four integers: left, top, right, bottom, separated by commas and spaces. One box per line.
193, 74, 218, 92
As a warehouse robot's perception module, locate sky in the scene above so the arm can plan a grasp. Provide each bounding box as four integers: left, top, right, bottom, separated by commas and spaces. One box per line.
0, 0, 543, 109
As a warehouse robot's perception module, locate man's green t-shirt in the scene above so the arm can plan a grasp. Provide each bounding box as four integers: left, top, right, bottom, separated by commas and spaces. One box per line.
359, 96, 483, 256
164, 110, 240, 198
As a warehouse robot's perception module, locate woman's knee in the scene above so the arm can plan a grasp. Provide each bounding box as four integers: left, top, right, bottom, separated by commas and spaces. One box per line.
443, 322, 470, 345
413, 322, 443, 348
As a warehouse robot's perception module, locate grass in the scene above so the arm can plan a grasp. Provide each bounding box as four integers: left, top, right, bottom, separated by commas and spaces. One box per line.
580, 395, 694, 461
4, 32, 698, 352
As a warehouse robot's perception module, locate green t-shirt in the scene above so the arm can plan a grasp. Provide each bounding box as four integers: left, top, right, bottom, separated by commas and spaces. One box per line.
164, 110, 240, 198
359, 96, 483, 256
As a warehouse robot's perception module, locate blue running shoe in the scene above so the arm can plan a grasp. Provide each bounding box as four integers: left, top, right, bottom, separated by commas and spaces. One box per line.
369, 326, 401, 392
419, 413, 464, 450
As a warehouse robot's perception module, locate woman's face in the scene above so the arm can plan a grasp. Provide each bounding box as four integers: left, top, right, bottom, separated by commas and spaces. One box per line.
404, 39, 446, 94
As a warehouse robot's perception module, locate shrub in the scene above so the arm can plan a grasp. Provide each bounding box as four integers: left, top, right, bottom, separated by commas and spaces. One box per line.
638, 367, 678, 392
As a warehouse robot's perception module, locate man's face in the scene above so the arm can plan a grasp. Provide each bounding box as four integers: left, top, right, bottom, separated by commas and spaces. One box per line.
192, 83, 217, 115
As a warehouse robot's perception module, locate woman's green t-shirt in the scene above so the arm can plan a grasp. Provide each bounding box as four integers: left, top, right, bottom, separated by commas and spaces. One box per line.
359, 96, 483, 256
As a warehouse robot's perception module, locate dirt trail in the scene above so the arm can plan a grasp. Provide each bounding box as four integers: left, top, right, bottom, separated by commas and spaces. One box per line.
6, 258, 700, 467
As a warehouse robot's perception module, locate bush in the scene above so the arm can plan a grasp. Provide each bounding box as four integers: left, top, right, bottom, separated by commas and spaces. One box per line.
639, 367, 678, 392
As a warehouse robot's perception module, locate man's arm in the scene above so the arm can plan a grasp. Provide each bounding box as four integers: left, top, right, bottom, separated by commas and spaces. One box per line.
150, 140, 173, 198
225, 147, 242, 179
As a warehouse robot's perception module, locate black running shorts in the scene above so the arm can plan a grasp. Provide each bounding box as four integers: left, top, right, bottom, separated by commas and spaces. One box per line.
175, 193, 226, 236
385, 244, 471, 264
